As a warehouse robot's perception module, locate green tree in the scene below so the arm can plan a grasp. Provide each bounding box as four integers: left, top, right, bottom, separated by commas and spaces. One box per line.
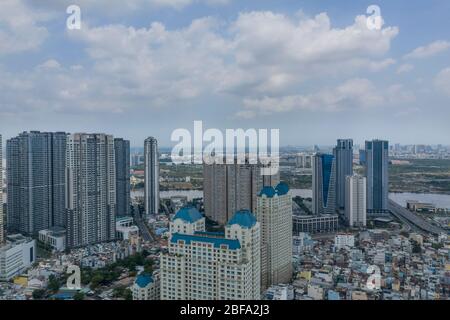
47, 274, 61, 293
73, 292, 85, 300
90, 274, 104, 290
32, 289, 46, 300
123, 288, 133, 300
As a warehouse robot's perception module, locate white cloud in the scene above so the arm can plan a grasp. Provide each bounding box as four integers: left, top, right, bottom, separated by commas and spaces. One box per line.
396, 64, 414, 74
236, 79, 416, 118
36, 59, 61, 70
1, 10, 400, 117
0, 0, 49, 54
434, 67, 450, 96
32, 0, 231, 12
404, 40, 450, 59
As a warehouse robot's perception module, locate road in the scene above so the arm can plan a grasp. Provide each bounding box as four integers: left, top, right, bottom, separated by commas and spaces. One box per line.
388, 199, 446, 236
133, 213, 154, 242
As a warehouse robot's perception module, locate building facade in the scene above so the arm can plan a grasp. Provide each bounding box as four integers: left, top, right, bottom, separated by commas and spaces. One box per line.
114, 138, 131, 216
257, 183, 293, 290
333, 139, 353, 211
144, 137, 159, 215
345, 175, 367, 227
365, 140, 389, 214
312, 153, 336, 215
292, 215, 339, 235
160, 207, 261, 300
6, 131, 67, 235
0, 134, 3, 245
65, 133, 116, 248
132, 272, 160, 300
203, 159, 279, 225
0, 234, 35, 281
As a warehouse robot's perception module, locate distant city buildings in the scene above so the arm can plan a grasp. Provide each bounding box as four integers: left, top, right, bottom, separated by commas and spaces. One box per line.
160, 207, 261, 300
365, 140, 389, 215
114, 138, 131, 216
65, 133, 116, 248
6, 131, 67, 235
333, 139, 353, 212
312, 153, 336, 215
144, 137, 160, 215
345, 175, 367, 227
257, 183, 293, 290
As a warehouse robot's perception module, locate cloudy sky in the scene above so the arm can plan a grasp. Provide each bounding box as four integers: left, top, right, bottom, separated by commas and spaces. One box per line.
0, 0, 449, 147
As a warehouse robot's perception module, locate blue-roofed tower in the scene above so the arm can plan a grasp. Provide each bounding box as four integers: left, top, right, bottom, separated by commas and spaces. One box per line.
161, 209, 261, 299
170, 206, 205, 235
256, 182, 293, 290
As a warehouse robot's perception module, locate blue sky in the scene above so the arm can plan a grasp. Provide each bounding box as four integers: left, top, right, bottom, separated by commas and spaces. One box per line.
0, 0, 449, 147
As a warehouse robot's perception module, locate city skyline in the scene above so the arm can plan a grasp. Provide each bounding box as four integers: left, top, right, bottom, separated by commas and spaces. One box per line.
0, 0, 449, 304
0, 1, 450, 146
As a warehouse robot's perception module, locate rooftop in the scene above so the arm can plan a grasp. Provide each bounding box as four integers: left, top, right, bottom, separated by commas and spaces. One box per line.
135, 273, 153, 288
173, 206, 203, 223
227, 210, 257, 229
259, 182, 290, 198
171, 233, 241, 250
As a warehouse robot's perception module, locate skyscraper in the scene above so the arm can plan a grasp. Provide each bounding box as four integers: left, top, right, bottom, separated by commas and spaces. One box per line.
203, 159, 279, 225
114, 138, 131, 216
160, 207, 261, 300
6, 131, 67, 235
365, 140, 389, 214
312, 153, 336, 215
144, 137, 159, 215
65, 133, 116, 248
345, 175, 367, 227
0, 134, 3, 245
257, 182, 293, 290
333, 139, 353, 211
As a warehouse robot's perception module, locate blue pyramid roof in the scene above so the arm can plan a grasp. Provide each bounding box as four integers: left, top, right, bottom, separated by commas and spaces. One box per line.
135, 274, 153, 288
259, 186, 276, 197
227, 210, 257, 229
275, 182, 289, 196
173, 206, 203, 223
259, 182, 289, 198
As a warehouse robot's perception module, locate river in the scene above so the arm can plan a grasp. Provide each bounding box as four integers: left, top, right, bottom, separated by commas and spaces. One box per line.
132, 189, 450, 209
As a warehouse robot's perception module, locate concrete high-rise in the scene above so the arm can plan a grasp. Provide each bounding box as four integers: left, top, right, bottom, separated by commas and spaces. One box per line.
0, 134, 3, 245
144, 137, 159, 215
6, 132, 67, 235
203, 159, 279, 225
65, 133, 116, 248
312, 153, 336, 215
365, 140, 389, 214
257, 182, 293, 290
114, 138, 131, 216
160, 207, 261, 300
333, 139, 353, 211
345, 175, 367, 227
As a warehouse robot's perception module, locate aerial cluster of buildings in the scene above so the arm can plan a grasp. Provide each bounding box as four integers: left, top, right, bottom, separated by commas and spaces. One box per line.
265, 231, 450, 300
390, 144, 450, 159
0, 131, 160, 281
0, 131, 449, 301
309, 139, 389, 231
